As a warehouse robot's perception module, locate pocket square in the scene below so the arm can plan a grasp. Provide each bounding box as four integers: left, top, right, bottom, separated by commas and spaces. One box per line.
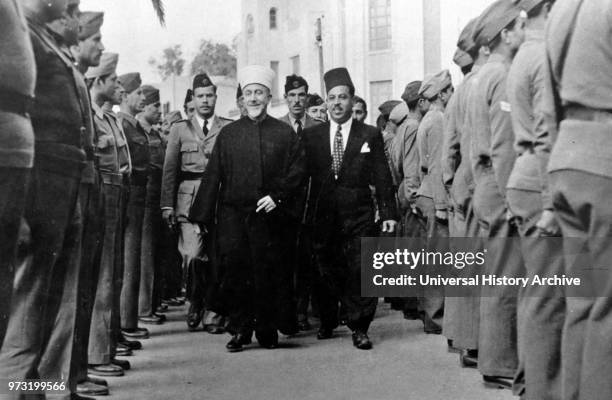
360, 143, 371, 153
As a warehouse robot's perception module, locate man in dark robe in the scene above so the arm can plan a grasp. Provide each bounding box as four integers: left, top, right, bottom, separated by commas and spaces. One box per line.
190, 65, 306, 352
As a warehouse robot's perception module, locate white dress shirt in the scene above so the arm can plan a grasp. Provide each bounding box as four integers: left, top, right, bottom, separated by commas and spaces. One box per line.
195, 114, 213, 133
329, 117, 352, 155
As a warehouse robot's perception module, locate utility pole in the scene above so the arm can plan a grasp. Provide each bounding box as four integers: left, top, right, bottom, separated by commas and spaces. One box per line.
315, 17, 324, 95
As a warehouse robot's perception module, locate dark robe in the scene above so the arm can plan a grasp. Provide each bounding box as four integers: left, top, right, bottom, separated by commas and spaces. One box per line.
190, 115, 306, 336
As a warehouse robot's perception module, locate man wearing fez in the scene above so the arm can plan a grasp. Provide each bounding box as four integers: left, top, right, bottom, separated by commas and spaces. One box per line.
86, 52, 133, 377
441, 18, 484, 370
117, 73, 158, 334
306, 93, 327, 123
189, 65, 306, 352
280, 74, 317, 135
136, 85, 167, 328
161, 73, 231, 333
465, 0, 524, 388
0, 0, 88, 395
184, 89, 195, 119
301, 67, 397, 350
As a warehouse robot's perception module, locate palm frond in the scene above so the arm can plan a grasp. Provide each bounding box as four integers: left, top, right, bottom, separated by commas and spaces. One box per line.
151, 0, 165, 26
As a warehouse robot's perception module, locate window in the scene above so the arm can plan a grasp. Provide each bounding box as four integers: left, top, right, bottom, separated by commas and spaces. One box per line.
269, 8, 278, 29
370, 80, 393, 114
290, 55, 300, 75
246, 14, 254, 35
369, 0, 391, 51
270, 61, 279, 99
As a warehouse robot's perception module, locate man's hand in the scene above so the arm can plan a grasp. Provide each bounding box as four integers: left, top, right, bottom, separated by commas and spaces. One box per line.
162, 209, 176, 229
536, 209, 561, 236
256, 195, 277, 213
435, 210, 448, 220
382, 220, 397, 233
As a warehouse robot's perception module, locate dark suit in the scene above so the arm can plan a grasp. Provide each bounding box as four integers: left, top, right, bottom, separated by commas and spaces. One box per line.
302, 119, 397, 332
279, 113, 318, 134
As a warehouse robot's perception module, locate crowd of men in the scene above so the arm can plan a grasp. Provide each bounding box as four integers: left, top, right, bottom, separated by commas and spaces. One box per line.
1, 0, 611, 399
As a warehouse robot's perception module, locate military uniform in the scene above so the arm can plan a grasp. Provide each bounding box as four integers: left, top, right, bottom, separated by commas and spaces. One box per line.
466, 1, 523, 380
0, 16, 86, 397
161, 112, 231, 328
545, 1, 612, 399
506, 8, 565, 398
0, 0, 35, 344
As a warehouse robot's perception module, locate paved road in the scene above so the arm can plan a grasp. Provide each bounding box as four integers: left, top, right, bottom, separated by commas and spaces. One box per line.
105, 302, 515, 400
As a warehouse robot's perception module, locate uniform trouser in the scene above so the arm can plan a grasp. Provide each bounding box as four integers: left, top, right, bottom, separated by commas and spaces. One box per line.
507, 188, 564, 400
73, 180, 104, 383
444, 200, 481, 350
414, 196, 446, 332
139, 170, 161, 317
550, 169, 612, 400
313, 223, 379, 333
88, 181, 122, 365
121, 184, 146, 329
216, 209, 282, 336
472, 170, 521, 378
397, 208, 424, 315
0, 165, 82, 399
0, 167, 30, 346
159, 226, 181, 300
112, 183, 128, 342
295, 225, 314, 320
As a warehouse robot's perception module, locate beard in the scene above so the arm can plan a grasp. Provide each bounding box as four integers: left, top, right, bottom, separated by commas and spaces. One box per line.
246, 104, 265, 119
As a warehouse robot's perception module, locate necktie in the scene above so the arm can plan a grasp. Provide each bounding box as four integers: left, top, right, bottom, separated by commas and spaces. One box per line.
332, 124, 343, 178
295, 119, 303, 137
202, 119, 209, 136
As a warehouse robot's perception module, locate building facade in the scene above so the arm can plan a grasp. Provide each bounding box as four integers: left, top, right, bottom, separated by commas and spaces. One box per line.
237, 0, 492, 121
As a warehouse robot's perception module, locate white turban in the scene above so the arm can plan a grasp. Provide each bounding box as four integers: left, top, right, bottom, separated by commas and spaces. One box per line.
238, 65, 275, 91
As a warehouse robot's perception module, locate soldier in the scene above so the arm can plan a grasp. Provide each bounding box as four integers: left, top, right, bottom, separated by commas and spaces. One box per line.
0, 0, 88, 398
183, 89, 195, 119
413, 70, 454, 334
545, 1, 612, 399
189, 65, 306, 352
466, 0, 525, 388
280, 75, 318, 134
86, 52, 132, 378
68, 9, 113, 397
161, 73, 231, 333
302, 67, 398, 350
352, 95, 368, 123
388, 81, 426, 320
117, 73, 157, 331
305, 93, 327, 123
505, 2, 562, 399
136, 85, 167, 325
440, 18, 484, 369
0, 0, 36, 346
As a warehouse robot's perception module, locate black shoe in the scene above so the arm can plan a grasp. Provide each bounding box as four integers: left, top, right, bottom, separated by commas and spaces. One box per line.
76, 380, 109, 396
119, 339, 142, 350
154, 312, 167, 322
226, 335, 245, 352
204, 324, 226, 334
460, 351, 478, 368
138, 314, 163, 325
166, 298, 184, 306
115, 344, 133, 357
402, 310, 420, 320
122, 327, 150, 339
88, 364, 124, 377
351, 331, 372, 350
297, 319, 312, 331
86, 376, 107, 386
447, 339, 461, 353
111, 358, 130, 371
186, 306, 204, 331
483, 375, 513, 389
157, 304, 168, 312
256, 331, 278, 349
317, 327, 334, 340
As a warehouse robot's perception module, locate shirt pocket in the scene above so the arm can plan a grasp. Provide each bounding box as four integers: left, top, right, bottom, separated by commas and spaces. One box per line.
97, 133, 115, 150
180, 142, 201, 169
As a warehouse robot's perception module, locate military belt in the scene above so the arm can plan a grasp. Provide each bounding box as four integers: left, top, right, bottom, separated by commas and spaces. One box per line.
0, 87, 34, 117
100, 171, 123, 186
564, 105, 612, 124
179, 171, 204, 182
